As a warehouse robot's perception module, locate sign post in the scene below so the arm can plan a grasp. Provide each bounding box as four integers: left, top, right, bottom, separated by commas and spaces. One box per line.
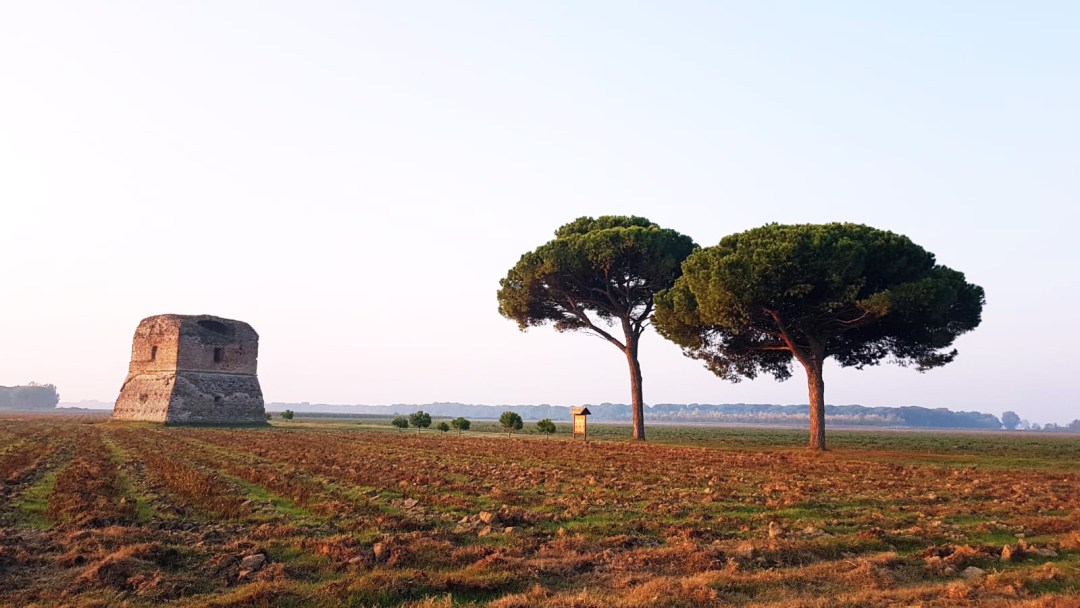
571, 406, 591, 442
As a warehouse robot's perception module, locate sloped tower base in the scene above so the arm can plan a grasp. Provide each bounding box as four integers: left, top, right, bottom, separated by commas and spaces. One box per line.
112, 373, 177, 422
114, 372, 265, 424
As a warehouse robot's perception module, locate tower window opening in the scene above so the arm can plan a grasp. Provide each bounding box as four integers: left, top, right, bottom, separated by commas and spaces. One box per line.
150, 346, 157, 361
198, 320, 232, 335
213, 347, 223, 363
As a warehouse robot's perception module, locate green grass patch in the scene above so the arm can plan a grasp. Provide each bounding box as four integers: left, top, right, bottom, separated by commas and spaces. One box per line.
943, 513, 987, 526
223, 474, 322, 523
11, 467, 61, 530
102, 438, 157, 521
288, 417, 1080, 472
553, 511, 660, 540
1019, 551, 1080, 595
265, 542, 342, 583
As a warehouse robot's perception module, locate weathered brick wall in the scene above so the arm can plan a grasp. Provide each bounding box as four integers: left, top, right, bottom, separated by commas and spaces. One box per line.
165, 372, 265, 423
112, 314, 266, 424
125, 315, 181, 375
111, 373, 176, 422
175, 318, 258, 375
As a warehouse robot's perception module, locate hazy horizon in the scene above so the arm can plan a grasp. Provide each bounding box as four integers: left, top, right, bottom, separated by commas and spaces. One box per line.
49, 397, 1072, 427
3, 3, 1077, 425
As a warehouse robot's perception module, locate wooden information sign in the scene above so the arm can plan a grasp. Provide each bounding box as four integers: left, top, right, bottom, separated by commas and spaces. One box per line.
570, 406, 591, 441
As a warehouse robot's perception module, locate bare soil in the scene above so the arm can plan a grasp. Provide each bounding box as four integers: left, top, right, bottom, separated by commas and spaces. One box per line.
0, 413, 1076, 607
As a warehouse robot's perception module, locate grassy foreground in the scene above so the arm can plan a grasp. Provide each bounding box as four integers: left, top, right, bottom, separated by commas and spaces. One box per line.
0, 413, 1077, 607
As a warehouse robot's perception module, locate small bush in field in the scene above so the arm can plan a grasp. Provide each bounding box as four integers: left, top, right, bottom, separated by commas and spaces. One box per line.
281, 410, 295, 420
451, 417, 471, 433
500, 411, 523, 437
436, 422, 450, 432
392, 416, 409, 430
409, 411, 432, 433
536, 418, 556, 436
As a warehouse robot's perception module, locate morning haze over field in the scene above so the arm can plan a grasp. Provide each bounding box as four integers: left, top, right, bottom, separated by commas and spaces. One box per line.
2, 3, 1078, 426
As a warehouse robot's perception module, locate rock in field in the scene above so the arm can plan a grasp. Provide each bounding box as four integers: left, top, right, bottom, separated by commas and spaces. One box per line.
372, 542, 388, 562
961, 566, 986, 579
1001, 544, 1018, 561
239, 554, 266, 571
733, 541, 756, 560
767, 521, 783, 539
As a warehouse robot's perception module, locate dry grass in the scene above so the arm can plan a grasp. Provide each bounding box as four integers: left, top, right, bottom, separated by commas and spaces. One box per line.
0, 414, 1075, 606
45, 429, 137, 527
112, 429, 252, 520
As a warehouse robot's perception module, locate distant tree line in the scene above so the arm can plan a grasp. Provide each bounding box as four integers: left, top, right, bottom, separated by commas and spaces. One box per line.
0, 383, 59, 411
1058, 420, 1080, 432
999, 410, 1080, 433
646, 403, 1003, 429
383, 406, 1078, 440
393, 413, 471, 434
391, 412, 564, 438
1022, 419, 1080, 433
278, 401, 1064, 431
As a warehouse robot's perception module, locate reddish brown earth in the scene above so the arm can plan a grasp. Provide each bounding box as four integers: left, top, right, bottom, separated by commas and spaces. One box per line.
0, 413, 1077, 607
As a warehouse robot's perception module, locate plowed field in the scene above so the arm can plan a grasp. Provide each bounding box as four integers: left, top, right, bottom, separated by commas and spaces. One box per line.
0, 414, 1077, 607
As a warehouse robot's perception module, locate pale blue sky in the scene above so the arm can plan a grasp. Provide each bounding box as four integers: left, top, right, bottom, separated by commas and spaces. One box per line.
1, 2, 1077, 423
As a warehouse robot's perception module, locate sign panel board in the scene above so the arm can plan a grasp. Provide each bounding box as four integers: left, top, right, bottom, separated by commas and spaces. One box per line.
573, 415, 587, 436
570, 406, 591, 441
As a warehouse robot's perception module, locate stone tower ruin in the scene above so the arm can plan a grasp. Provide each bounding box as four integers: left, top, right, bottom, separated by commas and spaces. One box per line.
112, 314, 267, 424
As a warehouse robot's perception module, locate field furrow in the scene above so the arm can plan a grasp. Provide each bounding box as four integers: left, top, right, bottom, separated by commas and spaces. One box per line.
0, 415, 1076, 607
109, 429, 255, 521
45, 426, 137, 528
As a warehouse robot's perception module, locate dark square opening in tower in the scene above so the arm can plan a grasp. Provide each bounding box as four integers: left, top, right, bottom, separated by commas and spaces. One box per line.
213, 347, 223, 363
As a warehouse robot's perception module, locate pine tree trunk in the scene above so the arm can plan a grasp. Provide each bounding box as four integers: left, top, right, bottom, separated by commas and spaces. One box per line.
625, 338, 645, 441
805, 359, 827, 451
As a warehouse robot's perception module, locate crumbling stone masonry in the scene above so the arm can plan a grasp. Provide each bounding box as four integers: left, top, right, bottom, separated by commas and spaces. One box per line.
112, 314, 266, 424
